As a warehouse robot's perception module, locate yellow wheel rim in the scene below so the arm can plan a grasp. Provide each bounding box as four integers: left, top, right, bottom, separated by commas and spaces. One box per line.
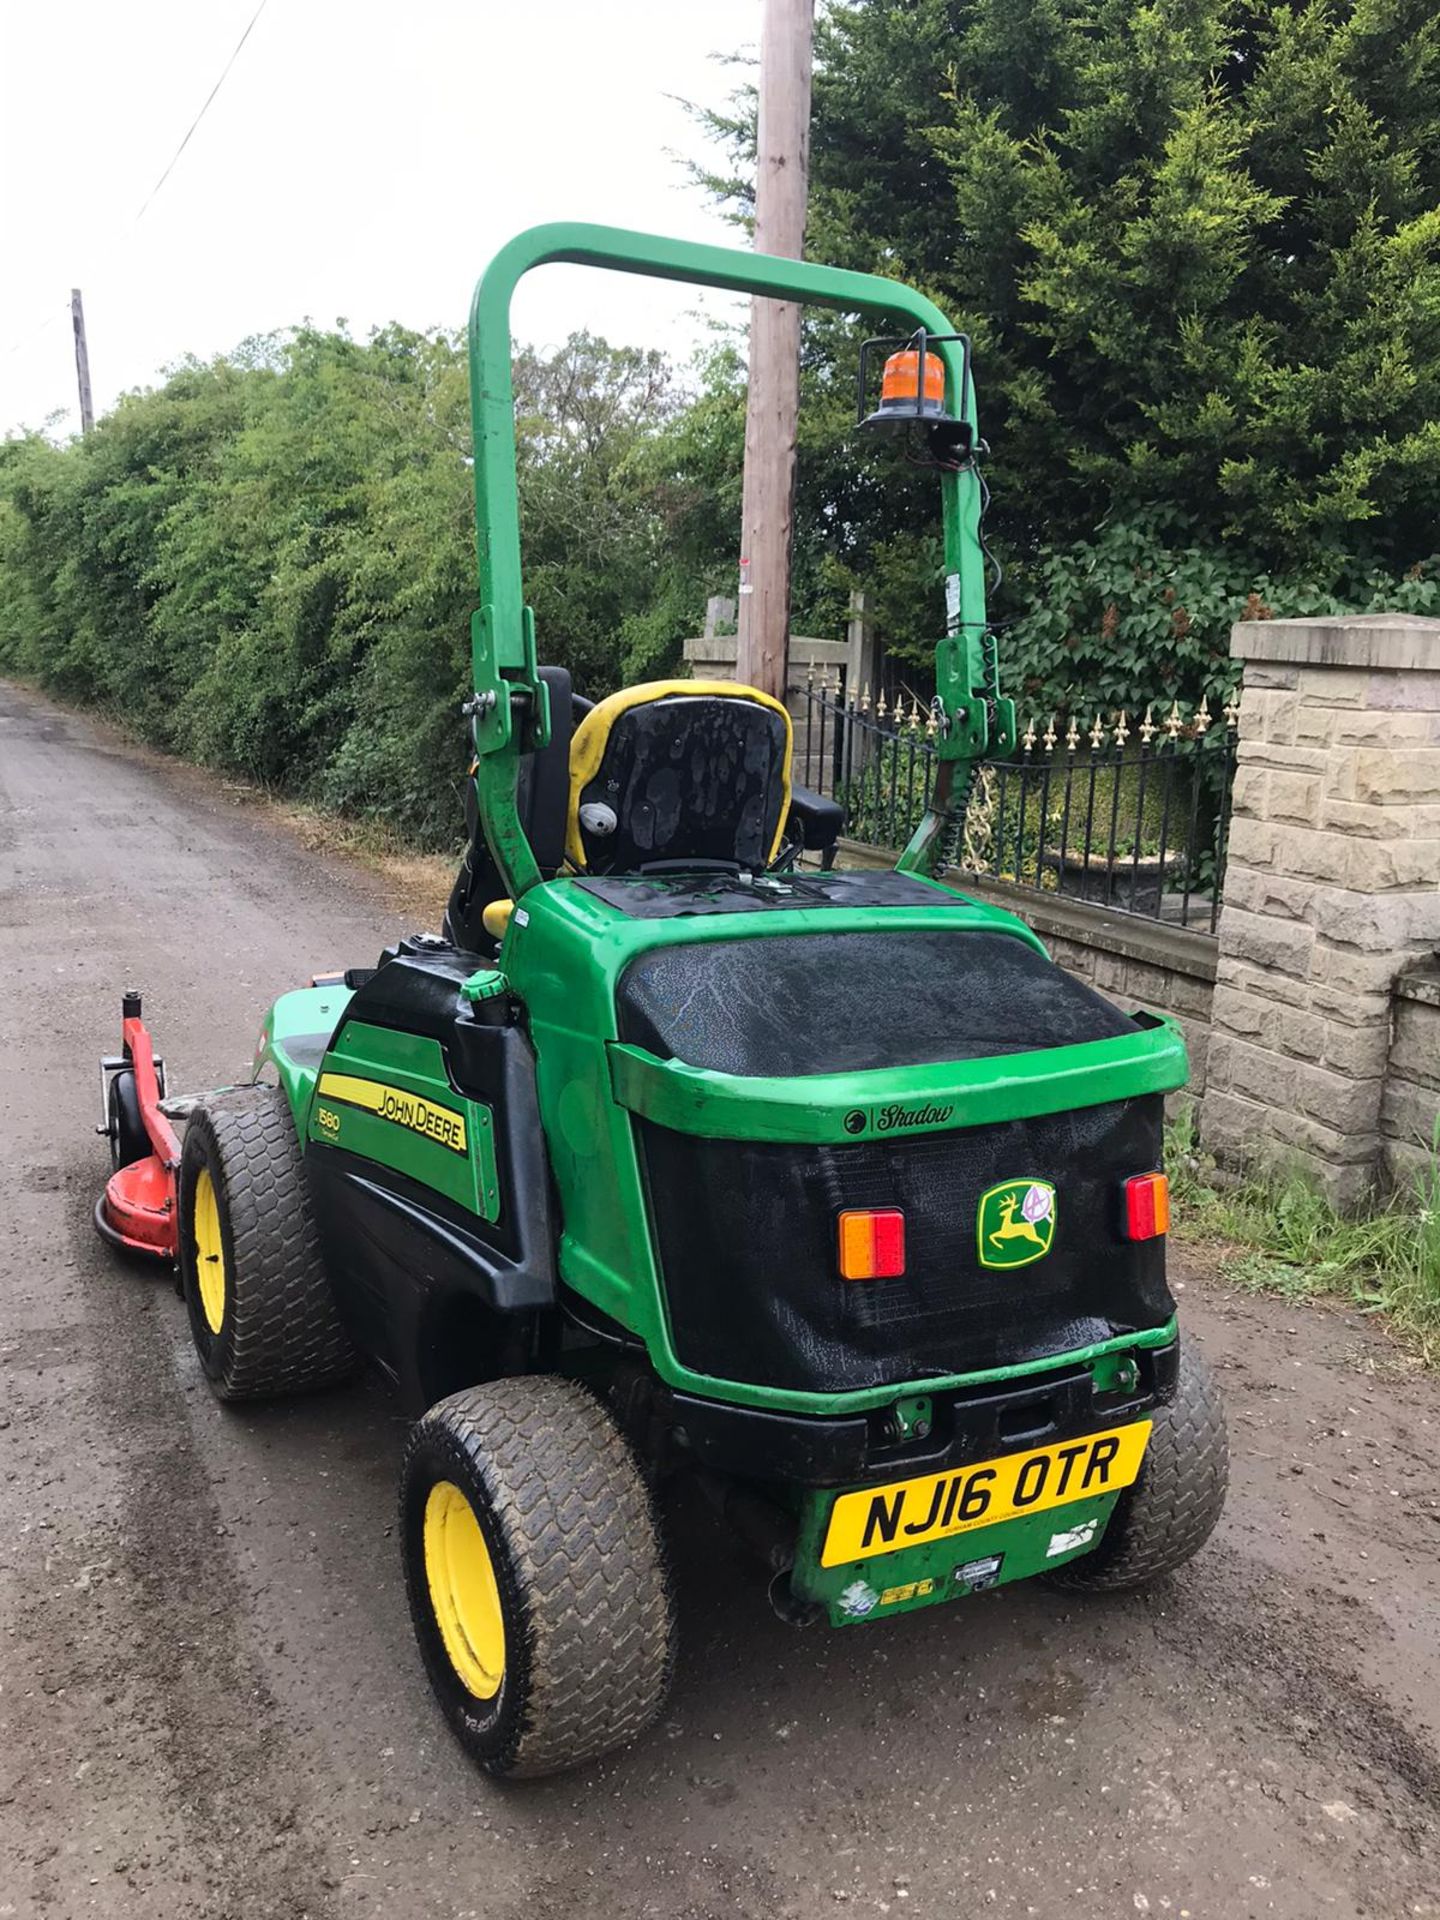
193, 1166, 226, 1336
423, 1480, 506, 1700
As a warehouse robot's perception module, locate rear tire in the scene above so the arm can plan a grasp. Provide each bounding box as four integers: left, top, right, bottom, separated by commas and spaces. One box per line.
1048, 1341, 1227, 1592
178, 1086, 353, 1401
401, 1377, 674, 1779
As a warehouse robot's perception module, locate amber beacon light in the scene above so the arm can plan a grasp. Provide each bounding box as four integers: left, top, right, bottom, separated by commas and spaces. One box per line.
858, 327, 969, 439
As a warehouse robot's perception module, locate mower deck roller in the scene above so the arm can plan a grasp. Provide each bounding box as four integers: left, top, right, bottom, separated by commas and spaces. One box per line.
94, 225, 1227, 1780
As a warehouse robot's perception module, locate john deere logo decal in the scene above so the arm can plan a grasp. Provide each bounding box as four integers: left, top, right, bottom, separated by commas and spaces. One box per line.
314, 1071, 468, 1155
977, 1179, 1056, 1269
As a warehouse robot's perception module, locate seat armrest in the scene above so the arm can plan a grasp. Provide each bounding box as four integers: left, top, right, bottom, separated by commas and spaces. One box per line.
787, 784, 843, 868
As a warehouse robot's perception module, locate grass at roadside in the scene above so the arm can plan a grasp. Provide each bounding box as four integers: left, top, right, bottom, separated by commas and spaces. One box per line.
264, 796, 454, 927
1167, 1108, 1440, 1363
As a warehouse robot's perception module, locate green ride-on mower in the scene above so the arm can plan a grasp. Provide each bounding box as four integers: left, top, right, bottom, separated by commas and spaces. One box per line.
97, 226, 1226, 1779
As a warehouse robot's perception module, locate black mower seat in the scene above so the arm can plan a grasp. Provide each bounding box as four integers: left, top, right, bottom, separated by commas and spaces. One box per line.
566, 680, 793, 876
445, 675, 839, 951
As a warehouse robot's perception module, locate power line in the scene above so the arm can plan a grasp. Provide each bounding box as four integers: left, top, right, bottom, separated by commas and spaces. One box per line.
3, 302, 67, 360
134, 0, 271, 224
2, 3, 271, 380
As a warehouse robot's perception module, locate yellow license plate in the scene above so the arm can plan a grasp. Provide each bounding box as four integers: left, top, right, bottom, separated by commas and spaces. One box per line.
821, 1420, 1152, 1567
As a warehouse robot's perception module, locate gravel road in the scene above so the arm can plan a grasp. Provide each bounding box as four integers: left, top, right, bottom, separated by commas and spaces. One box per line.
2, 679, 1438, 1920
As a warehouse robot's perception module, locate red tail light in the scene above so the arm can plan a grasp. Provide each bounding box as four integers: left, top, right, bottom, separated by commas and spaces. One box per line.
837, 1208, 906, 1280
1122, 1172, 1170, 1241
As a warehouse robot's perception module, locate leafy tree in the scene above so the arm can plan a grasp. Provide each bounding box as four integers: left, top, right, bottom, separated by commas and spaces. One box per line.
0, 328, 706, 845
510, 332, 690, 693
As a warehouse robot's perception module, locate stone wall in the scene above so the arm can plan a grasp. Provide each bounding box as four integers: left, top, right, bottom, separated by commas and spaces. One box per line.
819, 611, 1440, 1196
1201, 615, 1440, 1205
1383, 962, 1440, 1193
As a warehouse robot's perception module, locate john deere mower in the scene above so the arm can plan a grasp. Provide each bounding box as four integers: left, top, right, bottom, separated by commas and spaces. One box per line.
96, 226, 1226, 1779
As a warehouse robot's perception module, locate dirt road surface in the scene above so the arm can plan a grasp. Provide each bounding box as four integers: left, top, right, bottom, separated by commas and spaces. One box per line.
2, 680, 1438, 1920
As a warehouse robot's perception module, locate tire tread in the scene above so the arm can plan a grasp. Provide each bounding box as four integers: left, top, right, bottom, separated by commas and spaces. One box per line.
403, 1377, 674, 1778
182, 1087, 352, 1400
1050, 1341, 1228, 1592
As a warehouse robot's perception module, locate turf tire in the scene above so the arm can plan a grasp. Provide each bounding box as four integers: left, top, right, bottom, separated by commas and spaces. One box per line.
401, 1377, 675, 1779
178, 1086, 353, 1400
1048, 1340, 1228, 1592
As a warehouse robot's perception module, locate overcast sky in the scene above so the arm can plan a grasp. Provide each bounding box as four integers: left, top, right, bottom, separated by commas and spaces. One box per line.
1, 0, 761, 436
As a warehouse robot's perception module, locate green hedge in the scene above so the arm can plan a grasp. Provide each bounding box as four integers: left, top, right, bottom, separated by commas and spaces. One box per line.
0, 327, 704, 847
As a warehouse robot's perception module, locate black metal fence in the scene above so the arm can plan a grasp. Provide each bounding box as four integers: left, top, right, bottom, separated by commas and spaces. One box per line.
796, 676, 1240, 932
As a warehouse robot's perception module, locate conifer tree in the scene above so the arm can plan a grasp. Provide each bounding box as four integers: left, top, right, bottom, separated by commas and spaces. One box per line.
806, 0, 1440, 571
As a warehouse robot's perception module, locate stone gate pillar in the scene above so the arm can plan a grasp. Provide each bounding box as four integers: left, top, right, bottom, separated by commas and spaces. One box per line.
1200, 615, 1440, 1204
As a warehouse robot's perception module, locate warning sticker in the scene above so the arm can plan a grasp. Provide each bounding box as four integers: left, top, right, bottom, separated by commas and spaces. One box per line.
1045, 1516, 1101, 1558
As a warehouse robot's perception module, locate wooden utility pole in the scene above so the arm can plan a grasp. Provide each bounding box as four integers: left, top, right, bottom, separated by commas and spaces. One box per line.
71, 289, 94, 435
734, 0, 815, 702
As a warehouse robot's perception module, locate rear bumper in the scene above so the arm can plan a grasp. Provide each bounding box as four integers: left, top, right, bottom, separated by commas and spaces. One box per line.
671, 1336, 1178, 1490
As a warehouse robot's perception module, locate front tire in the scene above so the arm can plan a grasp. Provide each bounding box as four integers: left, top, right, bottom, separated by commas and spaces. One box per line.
1049, 1341, 1228, 1592
401, 1377, 674, 1779
178, 1086, 353, 1400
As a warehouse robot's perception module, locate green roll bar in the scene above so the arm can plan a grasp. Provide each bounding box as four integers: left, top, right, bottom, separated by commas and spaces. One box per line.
466, 222, 1011, 897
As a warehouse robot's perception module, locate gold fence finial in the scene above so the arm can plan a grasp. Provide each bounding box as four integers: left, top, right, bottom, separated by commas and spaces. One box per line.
1065, 714, 1081, 752
1165, 699, 1182, 740
1089, 711, 1106, 750
1114, 708, 1131, 746
1043, 713, 1057, 754
1194, 694, 1211, 736
1139, 702, 1156, 745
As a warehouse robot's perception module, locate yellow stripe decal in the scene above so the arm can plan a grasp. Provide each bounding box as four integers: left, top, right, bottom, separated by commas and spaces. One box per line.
316, 1073, 468, 1155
